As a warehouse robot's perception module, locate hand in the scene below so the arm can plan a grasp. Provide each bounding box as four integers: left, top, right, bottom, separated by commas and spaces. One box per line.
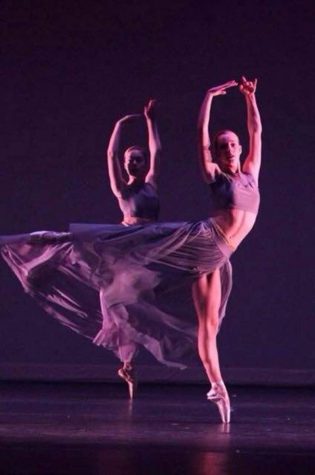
239, 76, 257, 96
116, 114, 142, 125
144, 99, 157, 120
207, 80, 238, 97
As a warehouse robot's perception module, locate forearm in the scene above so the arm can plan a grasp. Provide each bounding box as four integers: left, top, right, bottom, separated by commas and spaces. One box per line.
242, 86, 262, 181
146, 118, 161, 155
245, 94, 262, 134
198, 92, 213, 149
196, 92, 219, 182
106, 121, 124, 194
107, 122, 122, 157
198, 92, 214, 164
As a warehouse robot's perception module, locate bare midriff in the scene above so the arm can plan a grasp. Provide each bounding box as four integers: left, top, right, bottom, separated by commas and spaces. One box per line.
212, 209, 257, 249
122, 216, 156, 226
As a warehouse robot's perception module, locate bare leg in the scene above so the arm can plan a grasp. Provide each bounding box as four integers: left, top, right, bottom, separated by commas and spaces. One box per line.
192, 269, 230, 423
117, 361, 137, 399
192, 269, 222, 383
118, 342, 138, 399
99, 288, 138, 399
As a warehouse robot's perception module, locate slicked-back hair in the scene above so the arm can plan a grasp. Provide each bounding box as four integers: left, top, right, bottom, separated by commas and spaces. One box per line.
124, 146, 148, 162
212, 129, 240, 154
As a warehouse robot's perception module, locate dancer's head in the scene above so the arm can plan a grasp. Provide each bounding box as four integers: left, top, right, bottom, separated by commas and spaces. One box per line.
124, 146, 147, 179
212, 130, 242, 174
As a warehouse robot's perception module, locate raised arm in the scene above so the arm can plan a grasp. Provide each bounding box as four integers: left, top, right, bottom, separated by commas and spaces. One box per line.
197, 81, 238, 183
144, 99, 161, 187
240, 77, 262, 183
107, 115, 141, 197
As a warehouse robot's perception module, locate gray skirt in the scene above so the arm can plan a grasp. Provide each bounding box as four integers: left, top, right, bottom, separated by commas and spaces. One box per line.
0, 219, 233, 368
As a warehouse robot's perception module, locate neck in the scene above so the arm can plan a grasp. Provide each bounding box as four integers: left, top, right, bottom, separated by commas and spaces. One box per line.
225, 165, 240, 176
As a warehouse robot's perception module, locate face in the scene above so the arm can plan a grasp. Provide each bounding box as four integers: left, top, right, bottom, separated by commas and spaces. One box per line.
124, 150, 146, 177
215, 132, 242, 174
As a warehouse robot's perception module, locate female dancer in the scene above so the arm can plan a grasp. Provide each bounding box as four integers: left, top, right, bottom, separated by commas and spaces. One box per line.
96, 99, 161, 397
194, 76, 262, 422
0, 100, 161, 400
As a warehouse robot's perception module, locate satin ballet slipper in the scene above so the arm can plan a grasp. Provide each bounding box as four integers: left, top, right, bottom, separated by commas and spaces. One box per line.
207, 381, 231, 424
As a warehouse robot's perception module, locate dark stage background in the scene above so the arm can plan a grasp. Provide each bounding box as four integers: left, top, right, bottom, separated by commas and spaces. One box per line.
1, 0, 314, 384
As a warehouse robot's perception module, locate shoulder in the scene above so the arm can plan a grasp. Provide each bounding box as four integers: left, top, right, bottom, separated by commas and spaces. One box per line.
145, 173, 158, 188
239, 169, 259, 187
144, 178, 159, 192
208, 169, 230, 186
115, 183, 133, 200
204, 165, 224, 185
204, 163, 223, 184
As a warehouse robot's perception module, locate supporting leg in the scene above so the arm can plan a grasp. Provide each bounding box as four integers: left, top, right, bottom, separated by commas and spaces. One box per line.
117, 361, 137, 399
99, 287, 138, 399
192, 269, 230, 423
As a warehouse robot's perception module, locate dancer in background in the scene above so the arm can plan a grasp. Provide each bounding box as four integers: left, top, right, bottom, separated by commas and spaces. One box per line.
0, 100, 163, 400
193, 76, 262, 422
95, 99, 161, 397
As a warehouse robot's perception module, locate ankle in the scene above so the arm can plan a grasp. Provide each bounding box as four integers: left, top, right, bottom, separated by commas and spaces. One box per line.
211, 380, 225, 388
123, 362, 133, 370
210, 380, 228, 394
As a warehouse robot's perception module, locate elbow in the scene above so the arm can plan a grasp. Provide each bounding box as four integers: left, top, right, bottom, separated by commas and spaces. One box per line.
107, 150, 115, 161
197, 123, 207, 134
251, 122, 262, 135
152, 146, 162, 158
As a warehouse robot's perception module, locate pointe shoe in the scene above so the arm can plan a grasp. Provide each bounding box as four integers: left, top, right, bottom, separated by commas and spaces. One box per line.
118, 364, 137, 399
207, 382, 231, 424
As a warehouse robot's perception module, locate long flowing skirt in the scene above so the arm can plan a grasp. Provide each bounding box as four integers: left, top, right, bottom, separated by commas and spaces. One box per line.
0, 219, 233, 368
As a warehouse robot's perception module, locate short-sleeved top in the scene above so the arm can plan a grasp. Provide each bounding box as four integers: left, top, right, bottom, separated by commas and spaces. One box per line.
208, 171, 260, 215
118, 182, 160, 220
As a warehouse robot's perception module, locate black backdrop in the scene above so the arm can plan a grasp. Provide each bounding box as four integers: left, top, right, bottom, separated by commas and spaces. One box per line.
1, 0, 314, 383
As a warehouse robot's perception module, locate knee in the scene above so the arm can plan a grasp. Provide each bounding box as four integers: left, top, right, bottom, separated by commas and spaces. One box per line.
206, 313, 220, 335
198, 314, 219, 337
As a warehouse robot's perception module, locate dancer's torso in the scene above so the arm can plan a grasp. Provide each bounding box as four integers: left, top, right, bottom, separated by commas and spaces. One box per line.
117, 181, 160, 226
209, 170, 260, 249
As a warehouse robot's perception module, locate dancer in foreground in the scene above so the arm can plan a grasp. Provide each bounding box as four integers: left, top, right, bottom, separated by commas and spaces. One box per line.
98, 99, 161, 397
194, 76, 262, 422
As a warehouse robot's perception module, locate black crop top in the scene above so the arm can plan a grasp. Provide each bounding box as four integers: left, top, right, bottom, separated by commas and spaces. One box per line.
118, 182, 160, 220
209, 171, 260, 214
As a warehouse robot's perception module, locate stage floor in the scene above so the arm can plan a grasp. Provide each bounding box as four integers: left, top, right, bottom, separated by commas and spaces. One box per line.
0, 382, 314, 474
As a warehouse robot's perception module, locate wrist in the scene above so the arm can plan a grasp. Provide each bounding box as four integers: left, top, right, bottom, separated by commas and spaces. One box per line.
245, 92, 256, 102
